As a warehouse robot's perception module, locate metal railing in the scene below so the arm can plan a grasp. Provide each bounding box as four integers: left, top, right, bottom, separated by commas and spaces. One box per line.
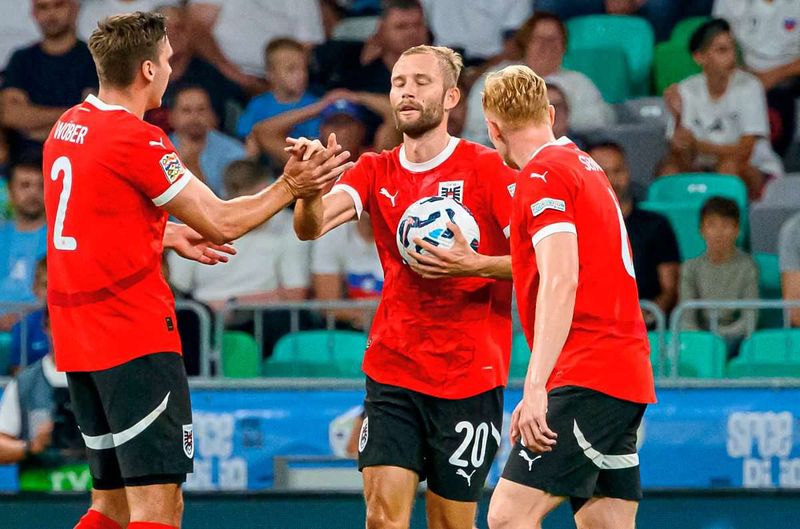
176, 300, 214, 378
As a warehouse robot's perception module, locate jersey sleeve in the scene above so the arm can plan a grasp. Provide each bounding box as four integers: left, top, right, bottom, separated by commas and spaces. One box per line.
522, 161, 578, 248
483, 154, 517, 239
123, 125, 193, 207
330, 154, 374, 218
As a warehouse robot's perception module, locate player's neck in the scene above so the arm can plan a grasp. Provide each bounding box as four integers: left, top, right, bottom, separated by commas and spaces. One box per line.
96, 87, 149, 119
508, 126, 556, 169
402, 125, 452, 164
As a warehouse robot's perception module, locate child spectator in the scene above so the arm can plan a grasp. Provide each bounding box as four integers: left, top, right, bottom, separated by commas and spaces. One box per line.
680, 197, 758, 348
236, 38, 321, 141
9, 258, 49, 375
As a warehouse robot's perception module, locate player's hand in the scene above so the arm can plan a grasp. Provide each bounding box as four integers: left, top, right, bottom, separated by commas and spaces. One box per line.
407, 222, 479, 278
518, 386, 557, 453
168, 224, 237, 265
281, 133, 354, 198
509, 401, 523, 445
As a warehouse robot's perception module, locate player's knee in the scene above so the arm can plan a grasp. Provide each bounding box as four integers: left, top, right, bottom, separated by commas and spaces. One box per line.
487, 502, 520, 529
365, 504, 405, 529
574, 511, 632, 529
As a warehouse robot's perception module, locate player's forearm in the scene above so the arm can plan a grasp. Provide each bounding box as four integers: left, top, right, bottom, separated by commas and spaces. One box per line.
471, 254, 512, 280
214, 179, 297, 241
294, 194, 326, 241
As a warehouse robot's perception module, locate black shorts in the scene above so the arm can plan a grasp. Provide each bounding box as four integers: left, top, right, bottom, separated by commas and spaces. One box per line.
67, 352, 194, 489
502, 386, 646, 511
358, 377, 503, 502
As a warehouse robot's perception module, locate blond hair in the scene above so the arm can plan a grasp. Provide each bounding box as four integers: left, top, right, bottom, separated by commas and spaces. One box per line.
400, 45, 463, 89
482, 65, 549, 128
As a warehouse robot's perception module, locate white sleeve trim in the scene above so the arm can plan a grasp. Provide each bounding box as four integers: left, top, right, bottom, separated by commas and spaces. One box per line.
532, 222, 576, 247
330, 184, 363, 219
152, 171, 193, 207
503, 225, 511, 239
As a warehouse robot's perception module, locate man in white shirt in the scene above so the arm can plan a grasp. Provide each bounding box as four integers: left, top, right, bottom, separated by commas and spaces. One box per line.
77, 0, 180, 40
713, 0, 800, 155
665, 18, 783, 199
463, 12, 614, 145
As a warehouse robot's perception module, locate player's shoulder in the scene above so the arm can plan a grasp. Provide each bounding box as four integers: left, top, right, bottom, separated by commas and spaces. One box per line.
456, 138, 502, 162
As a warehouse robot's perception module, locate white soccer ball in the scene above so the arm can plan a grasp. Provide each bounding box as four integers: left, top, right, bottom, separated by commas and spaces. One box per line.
396, 196, 480, 265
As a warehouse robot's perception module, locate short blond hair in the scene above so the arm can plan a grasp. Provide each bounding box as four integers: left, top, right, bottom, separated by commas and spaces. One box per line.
400, 45, 463, 89
482, 65, 549, 128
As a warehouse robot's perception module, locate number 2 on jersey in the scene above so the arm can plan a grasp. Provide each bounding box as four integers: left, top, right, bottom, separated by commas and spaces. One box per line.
51, 156, 77, 251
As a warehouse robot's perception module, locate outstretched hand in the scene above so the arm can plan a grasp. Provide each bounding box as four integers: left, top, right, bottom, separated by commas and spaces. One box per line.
281, 133, 355, 198
168, 223, 236, 265
407, 222, 479, 278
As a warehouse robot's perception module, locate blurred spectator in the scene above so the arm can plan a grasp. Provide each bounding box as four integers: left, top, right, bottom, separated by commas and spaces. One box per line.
312, 213, 383, 331
9, 258, 49, 375
713, 0, 800, 156
0, 4, 39, 70
76, 0, 180, 40
312, 0, 430, 94
0, 310, 86, 486
680, 197, 758, 346
589, 142, 680, 321
169, 85, 247, 197
605, 0, 715, 42
0, 158, 47, 331
188, 0, 324, 92
1, 0, 97, 162
547, 82, 588, 150
464, 11, 614, 145
778, 211, 800, 327
252, 92, 398, 165
419, 0, 532, 65
145, 4, 247, 134
237, 38, 321, 141
664, 19, 783, 199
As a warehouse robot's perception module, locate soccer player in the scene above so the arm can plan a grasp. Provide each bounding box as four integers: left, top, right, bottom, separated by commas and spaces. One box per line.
293, 45, 516, 529
42, 12, 351, 529
481, 65, 656, 529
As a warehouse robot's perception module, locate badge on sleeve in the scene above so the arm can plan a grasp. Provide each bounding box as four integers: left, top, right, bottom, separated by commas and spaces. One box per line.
160, 153, 186, 184
531, 197, 566, 217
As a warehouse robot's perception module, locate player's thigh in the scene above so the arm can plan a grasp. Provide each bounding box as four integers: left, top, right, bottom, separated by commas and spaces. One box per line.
66, 372, 124, 491
487, 478, 564, 529
126, 483, 184, 526
363, 466, 419, 529
91, 352, 194, 482
424, 387, 503, 503
574, 497, 638, 529
425, 489, 477, 529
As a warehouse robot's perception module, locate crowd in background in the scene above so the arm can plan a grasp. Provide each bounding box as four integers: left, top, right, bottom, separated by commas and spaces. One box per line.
1, 0, 800, 378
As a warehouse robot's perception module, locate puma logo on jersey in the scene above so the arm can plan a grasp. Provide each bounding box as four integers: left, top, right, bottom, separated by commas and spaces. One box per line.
518, 450, 542, 471
149, 138, 166, 148
456, 468, 477, 487
530, 171, 548, 183
380, 188, 398, 207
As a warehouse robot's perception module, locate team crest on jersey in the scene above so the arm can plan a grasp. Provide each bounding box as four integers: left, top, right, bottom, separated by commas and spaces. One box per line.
438, 181, 464, 201
358, 417, 369, 453
531, 197, 566, 217
507, 183, 516, 197
182, 424, 194, 458
160, 153, 185, 184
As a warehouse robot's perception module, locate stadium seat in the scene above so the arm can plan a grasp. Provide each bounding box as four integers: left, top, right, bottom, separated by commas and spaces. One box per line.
728, 329, 800, 377
754, 253, 783, 328
666, 331, 727, 378
647, 331, 670, 376
639, 201, 704, 260
0, 332, 10, 376
510, 333, 530, 379
653, 41, 701, 95
562, 47, 631, 104
265, 330, 367, 378
0, 179, 9, 220
759, 175, 800, 205
669, 16, 712, 49
618, 97, 669, 127
221, 331, 261, 378
566, 15, 655, 96
749, 202, 798, 254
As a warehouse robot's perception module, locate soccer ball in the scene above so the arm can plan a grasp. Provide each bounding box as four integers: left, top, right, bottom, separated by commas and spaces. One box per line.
396, 196, 480, 265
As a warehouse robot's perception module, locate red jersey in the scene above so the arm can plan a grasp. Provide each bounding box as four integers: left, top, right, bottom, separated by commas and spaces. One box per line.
511, 137, 656, 404
334, 137, 515, 399
43, 95, 192, 372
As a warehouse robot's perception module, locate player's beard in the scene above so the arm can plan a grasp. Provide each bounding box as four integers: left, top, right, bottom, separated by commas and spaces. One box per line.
394, 99, 445, 138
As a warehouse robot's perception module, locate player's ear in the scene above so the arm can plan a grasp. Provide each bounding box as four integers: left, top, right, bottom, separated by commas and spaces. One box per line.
444, 86, 460, 112
548, 104, 556, 128
142, 59, 156, 83
486, 119, 502, 144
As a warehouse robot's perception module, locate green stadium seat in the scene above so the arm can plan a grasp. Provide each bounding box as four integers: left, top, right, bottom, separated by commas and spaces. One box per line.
510, 333, 530, 379
653, 41, 701, 95
566, 15, 655, 96
669, 16, 712, 49
221, 331, 260, 378
0, 332, 11, 376
647, 331, 670, 377
265, 330, 367, 378
728, 329, 800, 377
754, 253, 783, 328
639, 201, 705, 260
651, 331, 726, 378
563, 47, 631, 103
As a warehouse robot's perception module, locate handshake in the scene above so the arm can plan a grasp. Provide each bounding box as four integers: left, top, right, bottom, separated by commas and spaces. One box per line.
278, 132, 355, 199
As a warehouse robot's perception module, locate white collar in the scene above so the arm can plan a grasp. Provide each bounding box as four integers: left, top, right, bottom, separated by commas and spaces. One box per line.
85, 94, 132, 113
42, 355, 68, 388
528, 136, 572, 162
399, 136, 460, 173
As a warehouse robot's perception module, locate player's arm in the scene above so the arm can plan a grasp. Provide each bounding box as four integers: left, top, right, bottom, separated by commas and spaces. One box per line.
515, 231, 578, 453
408, 223, 512, 279
163, 222, 236, 265
294, 190, 359, 241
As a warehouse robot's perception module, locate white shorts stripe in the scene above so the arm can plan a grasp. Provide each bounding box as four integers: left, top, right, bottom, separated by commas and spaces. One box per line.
573, 420, 639, 470
81, 392, 171, 450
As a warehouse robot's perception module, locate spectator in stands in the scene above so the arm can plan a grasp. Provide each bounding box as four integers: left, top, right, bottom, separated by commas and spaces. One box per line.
778, 211, 800, 327
605, 0, 715, 42
464, 11, 614, 145
713, 0, 800, 156
311, 213, 383, 331
0, 159, 47, 332
664, 18, 784, 199
252, 92, 398, 165
146, 4, 247, 134
680, 197, 758, 347
9, 258, 49, 375
77, 0, 179, 39
188, 0, 324, 93
169, 85, 247, 197
419, 0, 532, 65
1, 0, 97, 162
237, 38, 321, 142
547, 82, 589, 150
589, 142, 681, 321
312, 0, 430, 94
0, 5, 39, 70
